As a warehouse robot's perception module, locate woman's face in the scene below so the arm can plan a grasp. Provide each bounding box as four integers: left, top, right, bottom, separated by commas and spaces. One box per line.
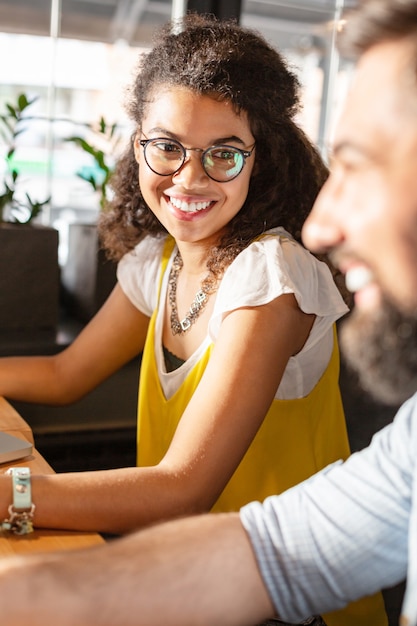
134, 85, 256, 248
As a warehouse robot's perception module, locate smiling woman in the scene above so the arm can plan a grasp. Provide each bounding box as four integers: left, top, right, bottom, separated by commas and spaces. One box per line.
0, 14, 386, 626
132, 87, 256, 252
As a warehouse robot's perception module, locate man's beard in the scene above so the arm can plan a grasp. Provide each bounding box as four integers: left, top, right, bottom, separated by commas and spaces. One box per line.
340, 297, 417, 406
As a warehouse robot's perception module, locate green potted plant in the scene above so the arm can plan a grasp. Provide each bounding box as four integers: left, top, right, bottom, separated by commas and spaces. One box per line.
66, 116, 120, 211
0, 94, 51, 223
0, 93, 60, 344
61, 117, 121, 322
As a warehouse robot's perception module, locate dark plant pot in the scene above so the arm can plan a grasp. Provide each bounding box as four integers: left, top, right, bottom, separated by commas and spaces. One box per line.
61, 222, 117, 322
0, 223, 60, 338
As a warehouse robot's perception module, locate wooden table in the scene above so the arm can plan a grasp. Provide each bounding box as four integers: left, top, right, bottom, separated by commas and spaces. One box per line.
0, 396, 104, 556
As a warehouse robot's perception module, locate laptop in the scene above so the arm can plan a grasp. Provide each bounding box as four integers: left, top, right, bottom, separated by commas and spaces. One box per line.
0, 432, 33, 465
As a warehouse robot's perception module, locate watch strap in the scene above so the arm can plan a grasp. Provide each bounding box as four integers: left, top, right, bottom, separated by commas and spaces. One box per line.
6, 467, 32, 511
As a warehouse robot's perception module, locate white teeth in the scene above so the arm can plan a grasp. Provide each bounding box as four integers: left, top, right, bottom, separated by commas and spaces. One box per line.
170, 197, 211, 213
345, 266, 374, 293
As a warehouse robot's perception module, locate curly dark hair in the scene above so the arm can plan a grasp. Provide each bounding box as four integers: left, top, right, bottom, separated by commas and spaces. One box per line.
99, 13, 329, 276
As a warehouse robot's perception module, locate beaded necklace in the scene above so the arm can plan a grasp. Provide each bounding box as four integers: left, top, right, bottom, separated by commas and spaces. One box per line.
168, 251, 217, 335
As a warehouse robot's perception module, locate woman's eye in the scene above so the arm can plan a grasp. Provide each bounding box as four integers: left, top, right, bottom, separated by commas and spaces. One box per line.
155, 141, 181, 155
212, 149, 236, 161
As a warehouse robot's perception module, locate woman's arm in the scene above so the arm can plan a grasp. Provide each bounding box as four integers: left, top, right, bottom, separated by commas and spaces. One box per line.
0, 293, 314, 535
0, 284, 149, 404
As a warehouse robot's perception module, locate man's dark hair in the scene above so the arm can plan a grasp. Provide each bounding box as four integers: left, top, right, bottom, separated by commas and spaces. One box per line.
341, 0, 417, 60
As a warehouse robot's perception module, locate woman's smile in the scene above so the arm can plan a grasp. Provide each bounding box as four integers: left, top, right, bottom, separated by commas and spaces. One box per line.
167, 194, 214, 215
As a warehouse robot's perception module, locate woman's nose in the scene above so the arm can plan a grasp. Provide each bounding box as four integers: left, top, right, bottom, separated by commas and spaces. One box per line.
172, 151, 210, 187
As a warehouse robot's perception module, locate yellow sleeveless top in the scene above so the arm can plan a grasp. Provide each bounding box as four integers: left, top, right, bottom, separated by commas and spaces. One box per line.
136, 237, 387, 626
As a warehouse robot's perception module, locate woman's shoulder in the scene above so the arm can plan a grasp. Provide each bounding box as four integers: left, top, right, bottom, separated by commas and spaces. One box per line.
120, 234, 169, 265
225, 227, 318, 284
209, 227, 347, 339
247, 227, 314, 262
117, 234, 170, 314
237, 227, 343, 294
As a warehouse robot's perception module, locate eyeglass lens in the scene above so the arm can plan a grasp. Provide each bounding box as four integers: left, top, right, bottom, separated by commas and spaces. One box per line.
143, 139, 246, 182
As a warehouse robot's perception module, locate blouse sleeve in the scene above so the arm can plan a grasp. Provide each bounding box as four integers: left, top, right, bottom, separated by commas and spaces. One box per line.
116, 235, 167, 316
209, 229, 349, 347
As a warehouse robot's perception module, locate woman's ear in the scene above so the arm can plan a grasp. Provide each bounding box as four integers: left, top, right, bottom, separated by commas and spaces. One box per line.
133, 133, 141, 163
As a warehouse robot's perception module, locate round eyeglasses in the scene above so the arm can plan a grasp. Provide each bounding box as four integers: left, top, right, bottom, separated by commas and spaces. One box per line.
139, 137, 255, 183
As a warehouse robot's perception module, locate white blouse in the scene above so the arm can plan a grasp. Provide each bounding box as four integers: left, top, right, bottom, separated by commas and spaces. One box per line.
117, 227, 349, 400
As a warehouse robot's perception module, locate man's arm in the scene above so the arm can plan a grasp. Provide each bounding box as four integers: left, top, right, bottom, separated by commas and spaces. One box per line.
0, 513, 274, 626
240, 398, 415, 622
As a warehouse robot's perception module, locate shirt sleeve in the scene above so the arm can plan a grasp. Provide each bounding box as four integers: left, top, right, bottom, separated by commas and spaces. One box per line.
209, 229, 349, 346
240, 393, 416, 622
117, 235, 167, 316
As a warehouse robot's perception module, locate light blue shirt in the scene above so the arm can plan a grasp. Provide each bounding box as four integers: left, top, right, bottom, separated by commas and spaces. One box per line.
240, 392, 417, 625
